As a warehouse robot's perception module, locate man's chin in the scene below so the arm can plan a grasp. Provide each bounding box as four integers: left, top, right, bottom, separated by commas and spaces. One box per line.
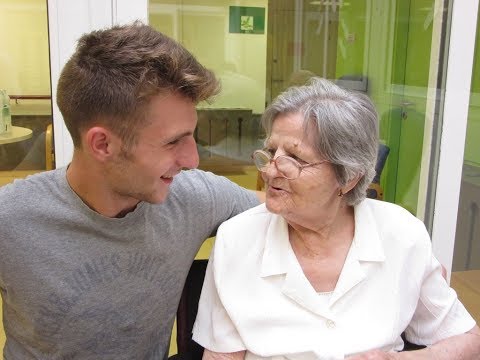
144, 189, 170, 204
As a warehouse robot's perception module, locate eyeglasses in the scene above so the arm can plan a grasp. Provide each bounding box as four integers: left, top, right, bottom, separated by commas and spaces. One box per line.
252, 149, 327, 180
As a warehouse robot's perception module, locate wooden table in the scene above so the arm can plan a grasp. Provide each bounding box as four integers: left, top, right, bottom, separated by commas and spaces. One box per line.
451, 270, 480, 323
0, 126, 33, 145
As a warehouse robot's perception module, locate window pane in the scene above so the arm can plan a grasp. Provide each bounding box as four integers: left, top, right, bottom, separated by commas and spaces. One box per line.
149, 0, 447, 221
0, 0, 54, 187
150, 0, 267, 193
148, 0, 457, 354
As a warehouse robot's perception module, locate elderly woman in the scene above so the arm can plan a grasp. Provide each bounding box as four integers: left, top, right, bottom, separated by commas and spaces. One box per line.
192, 78, 480, 359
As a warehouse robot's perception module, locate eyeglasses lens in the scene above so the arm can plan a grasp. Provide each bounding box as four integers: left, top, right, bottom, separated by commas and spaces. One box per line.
253, 152, 270, 171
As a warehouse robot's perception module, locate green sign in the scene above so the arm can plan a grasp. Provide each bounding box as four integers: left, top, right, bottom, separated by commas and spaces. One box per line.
229, 6, 265, 34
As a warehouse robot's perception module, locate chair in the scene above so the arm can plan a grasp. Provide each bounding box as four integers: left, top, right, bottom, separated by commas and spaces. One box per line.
170, 259, 208, 360
366, 143, 390, 200
45, 123, 55, 170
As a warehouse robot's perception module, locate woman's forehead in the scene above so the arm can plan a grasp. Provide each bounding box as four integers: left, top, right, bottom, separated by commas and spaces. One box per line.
266, 134, 316, 154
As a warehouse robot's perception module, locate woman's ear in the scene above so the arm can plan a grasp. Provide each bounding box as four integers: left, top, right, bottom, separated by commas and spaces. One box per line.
84, 126, 121, 161
342, 173, 363, 195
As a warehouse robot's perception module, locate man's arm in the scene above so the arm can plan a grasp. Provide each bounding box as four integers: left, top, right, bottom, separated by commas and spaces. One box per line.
253, 190, 265, 203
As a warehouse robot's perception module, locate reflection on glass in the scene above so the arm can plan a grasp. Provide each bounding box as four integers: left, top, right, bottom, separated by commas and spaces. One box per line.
0, 0, 53, 187
149, 0, 266, 188
149, 0, 445, 220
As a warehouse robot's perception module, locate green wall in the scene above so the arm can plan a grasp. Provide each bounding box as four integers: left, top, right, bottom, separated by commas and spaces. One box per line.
465, 10, 480, 167
336, 0, 434, 214
335, 1, 366, 80
393, 0, 433, 214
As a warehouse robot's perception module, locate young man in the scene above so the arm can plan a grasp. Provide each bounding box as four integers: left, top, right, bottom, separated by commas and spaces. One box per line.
0, 23, 261, 359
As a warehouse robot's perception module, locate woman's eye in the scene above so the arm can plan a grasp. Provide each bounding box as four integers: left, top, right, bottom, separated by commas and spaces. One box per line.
290, 154, 307, 163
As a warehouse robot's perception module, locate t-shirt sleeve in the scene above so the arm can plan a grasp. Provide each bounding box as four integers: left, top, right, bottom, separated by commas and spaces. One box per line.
192, 237, 246, 352
404, 232, 476, 345
194, 170, 260, 236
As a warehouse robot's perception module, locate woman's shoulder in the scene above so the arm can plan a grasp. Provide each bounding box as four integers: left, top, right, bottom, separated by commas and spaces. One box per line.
359, 199, 431, 253
214, 204, 277, 253
361, 198, 424, 226
220, 203, 273, 228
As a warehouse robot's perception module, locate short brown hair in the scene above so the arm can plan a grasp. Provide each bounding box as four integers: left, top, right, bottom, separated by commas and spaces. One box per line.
57, 22, 220, 148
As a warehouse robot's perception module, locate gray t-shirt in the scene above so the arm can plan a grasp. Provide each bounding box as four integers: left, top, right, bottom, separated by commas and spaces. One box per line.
0, 168, 258, 359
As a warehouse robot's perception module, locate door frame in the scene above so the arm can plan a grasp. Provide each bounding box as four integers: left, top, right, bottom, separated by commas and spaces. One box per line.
431, 0, 479, 280
47, 0, 148, 167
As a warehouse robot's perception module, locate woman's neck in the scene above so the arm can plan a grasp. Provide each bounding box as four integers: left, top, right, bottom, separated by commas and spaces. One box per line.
287, 203, 355, 260
287, 203, 356, 292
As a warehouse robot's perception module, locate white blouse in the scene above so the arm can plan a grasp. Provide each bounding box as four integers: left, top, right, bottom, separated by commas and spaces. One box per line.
193, 200, 476, 359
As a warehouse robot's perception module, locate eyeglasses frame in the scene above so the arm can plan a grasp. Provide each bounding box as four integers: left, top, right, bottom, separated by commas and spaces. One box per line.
252, 149, 327, 180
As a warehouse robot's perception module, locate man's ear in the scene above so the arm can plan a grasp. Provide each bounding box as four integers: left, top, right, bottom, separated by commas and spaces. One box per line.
84, 126, 120, 161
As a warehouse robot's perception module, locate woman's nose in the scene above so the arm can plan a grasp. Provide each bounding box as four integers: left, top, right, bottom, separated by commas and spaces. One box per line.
263, 159, 280, 178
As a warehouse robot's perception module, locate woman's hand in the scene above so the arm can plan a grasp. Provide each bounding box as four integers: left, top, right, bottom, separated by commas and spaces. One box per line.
347, 325, 480, 360
202, 349, 246, 360
346, 350, 400, 359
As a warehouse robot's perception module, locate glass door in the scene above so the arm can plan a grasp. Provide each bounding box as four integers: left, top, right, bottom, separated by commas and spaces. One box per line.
149, 0, 268, 192
385, 0, 435, 215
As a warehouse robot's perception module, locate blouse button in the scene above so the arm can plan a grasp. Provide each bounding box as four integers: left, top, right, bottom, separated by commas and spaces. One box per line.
325, 319, 336, 329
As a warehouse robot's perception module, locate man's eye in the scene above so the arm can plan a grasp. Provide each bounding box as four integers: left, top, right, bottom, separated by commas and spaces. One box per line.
168, 138, 181, 145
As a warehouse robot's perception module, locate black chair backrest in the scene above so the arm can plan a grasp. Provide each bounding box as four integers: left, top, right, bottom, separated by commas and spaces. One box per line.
172, 259, 208, 360
366, 143, 390, 200
372, 143, 390, 184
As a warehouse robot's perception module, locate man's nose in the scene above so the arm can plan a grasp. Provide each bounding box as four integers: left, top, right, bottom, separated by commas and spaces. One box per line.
179, 137, 199, 169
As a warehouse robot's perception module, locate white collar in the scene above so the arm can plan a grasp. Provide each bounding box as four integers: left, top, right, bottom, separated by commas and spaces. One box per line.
259, 200, 385, 314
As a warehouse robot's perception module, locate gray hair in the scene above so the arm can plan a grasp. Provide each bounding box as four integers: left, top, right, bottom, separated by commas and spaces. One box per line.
262, 77, 379, 206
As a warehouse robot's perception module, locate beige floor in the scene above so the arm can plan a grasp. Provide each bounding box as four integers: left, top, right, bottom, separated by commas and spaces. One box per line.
451, 270, 480, 324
